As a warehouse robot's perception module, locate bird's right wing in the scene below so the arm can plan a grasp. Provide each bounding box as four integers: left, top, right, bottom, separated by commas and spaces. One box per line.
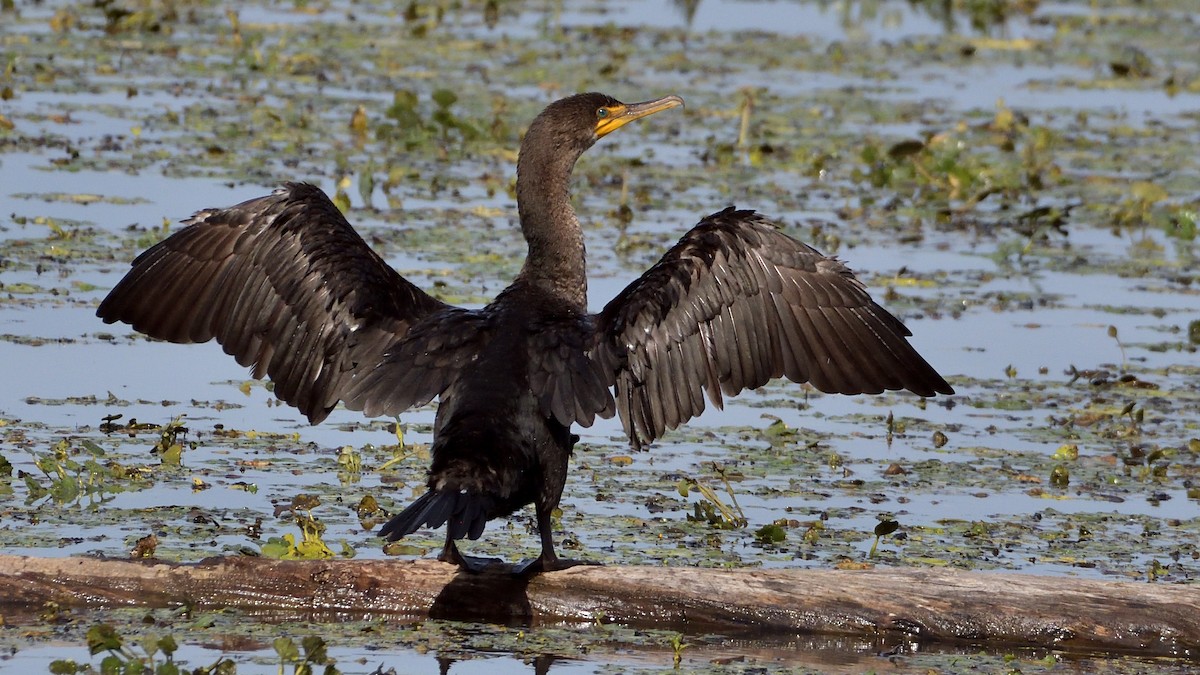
592, 207, 953, 449
97, 182, 452, 424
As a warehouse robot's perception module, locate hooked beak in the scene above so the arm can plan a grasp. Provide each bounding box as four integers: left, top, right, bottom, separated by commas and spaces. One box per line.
595, 95, 685, 138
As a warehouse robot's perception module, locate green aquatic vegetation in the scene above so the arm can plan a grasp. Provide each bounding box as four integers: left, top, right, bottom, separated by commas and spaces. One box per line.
904, 0, 1039, 34
12, 192, 151, 207
98, 413, 190, 442
1102, 180, 1199, 242
376, 88, 486, 151
92, 0, 182, 36
151, 416, 189, 466
753, 521, 787, 546
260, 496, 339, 560
48, 624, 198, 675
46, 622, 341, 675
272, 635, 340, 675
678, 468, 747, 530
853, 101, 1065, 222
334, 445, 361, 485
22, 437, 141, 506
1049, 464, 1070, 487
868, 517, 900, 558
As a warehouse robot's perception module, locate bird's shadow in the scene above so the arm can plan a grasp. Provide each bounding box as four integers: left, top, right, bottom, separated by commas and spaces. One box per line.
428, 561, 535, 625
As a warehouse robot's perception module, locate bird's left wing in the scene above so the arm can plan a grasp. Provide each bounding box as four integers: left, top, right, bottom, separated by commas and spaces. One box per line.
592, 207, 953, 449
341, 307, 491, 418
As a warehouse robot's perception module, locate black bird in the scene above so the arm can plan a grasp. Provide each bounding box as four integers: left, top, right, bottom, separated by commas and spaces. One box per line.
97, 93, 953, 575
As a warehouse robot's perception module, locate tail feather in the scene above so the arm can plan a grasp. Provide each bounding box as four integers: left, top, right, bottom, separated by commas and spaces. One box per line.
379, 489, 494, 542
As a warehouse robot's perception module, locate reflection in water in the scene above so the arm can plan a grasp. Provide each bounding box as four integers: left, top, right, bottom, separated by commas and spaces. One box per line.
671, 0, 702, 26
408, 632, 1197, 674
437, 654, 557, 675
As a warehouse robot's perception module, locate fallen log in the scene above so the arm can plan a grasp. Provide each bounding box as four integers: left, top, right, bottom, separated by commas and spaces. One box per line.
0, 554, 1196, 657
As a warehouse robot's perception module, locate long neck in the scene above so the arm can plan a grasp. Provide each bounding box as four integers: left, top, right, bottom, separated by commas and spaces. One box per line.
515, 132, 588, 308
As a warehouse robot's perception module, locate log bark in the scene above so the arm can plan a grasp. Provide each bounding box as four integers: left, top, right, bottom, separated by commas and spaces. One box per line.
1, 554, 1197, 656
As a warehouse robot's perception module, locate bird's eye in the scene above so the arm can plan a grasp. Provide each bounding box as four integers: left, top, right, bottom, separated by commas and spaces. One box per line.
596, 108, 609, 119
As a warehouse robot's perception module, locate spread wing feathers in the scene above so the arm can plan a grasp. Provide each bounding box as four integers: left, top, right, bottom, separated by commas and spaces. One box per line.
96, 182, 450, 424
342, 307, 490, 418
527, 313, 616, 428
593, 207, 954, 450
347, 304, 616, 429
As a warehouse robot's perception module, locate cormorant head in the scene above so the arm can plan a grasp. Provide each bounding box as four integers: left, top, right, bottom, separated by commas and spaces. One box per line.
523, 92, 685, 161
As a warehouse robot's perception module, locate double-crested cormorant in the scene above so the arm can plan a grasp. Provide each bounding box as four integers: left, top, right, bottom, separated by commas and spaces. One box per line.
97, 93, 952, 575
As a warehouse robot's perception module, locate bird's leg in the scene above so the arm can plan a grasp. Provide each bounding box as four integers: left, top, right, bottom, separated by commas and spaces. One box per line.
438, 535, 501, 574
512, 502, 600, 578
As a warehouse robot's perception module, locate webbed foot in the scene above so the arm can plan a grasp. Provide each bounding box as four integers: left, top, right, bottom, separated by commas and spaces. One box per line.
512, 555, 602, 578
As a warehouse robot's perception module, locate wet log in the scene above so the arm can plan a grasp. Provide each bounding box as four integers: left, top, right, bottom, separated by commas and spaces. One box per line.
0, 554, 1197, 656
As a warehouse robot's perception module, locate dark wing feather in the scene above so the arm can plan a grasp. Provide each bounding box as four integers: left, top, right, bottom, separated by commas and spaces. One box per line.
342, 307, 490, 418
593, 207, 953, 449
97, 182, 451, 423
526, 311, 615, 428
346, 288, 616, 428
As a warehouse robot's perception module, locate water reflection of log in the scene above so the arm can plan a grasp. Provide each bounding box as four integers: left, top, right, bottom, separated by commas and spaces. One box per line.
1, 554, 1196, 656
